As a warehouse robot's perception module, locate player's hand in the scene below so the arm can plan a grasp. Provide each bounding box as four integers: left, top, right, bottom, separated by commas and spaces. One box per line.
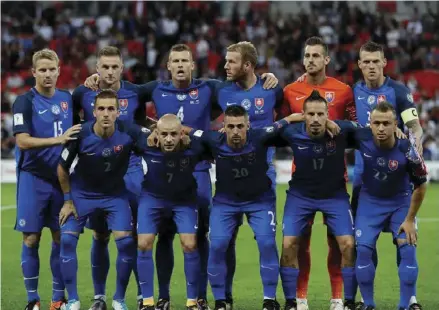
261, 73, 278, 89
395, 127, 407, 139
296, 73, 307, 83
218, 127, 226, 133
398, 219, 417, 245
325, 120, 341, 138
147, 129, 159, 147
84, 73, 100, 91
59, 201, 78, 226
58, 124, 82, 145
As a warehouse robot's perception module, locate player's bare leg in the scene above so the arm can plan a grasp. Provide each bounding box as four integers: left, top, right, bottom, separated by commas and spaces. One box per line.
89, 230, 111, 310
22, 233, 42, 310
138, 233, 157, 310
280, 236, 301, 310
335, 235, 356, 310
180, 233, 201, 310
296, 226, 312, 310
327, 232, 343, 310
49, 230, 67, 310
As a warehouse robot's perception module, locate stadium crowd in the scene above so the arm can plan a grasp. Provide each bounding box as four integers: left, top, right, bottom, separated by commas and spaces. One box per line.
2, 1, 439, 159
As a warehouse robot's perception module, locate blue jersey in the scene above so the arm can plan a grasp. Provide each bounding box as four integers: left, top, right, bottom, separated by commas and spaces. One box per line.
190, 119, 288, 205
59, 120, 150, 197
12, 88, 73, 182
353, 128, 427, 198
141, 142, 208, 202
353, 77, 415, 129
280, 120, 358, 199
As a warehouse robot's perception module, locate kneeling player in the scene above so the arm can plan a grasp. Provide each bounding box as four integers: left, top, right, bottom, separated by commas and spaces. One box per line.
137, 114, 207, 310
352, 102, 427, 310
57, 89, 150, 310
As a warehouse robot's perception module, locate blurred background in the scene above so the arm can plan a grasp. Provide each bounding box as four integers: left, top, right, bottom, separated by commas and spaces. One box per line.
1, 1, 439, 165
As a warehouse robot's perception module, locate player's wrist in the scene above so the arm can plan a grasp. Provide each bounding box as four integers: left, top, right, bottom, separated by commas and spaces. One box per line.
64, 192, 72, 201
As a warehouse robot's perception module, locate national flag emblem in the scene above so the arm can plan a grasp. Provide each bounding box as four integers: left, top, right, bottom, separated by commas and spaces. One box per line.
119, 99, 128, 111
255, 98, 264, 110
325, 92, 335, 103
61, 101, 68, 113
388, 159, 398, 171
114, 144, 123, 154
189, 88, 198, 99
377, 95, 386, 103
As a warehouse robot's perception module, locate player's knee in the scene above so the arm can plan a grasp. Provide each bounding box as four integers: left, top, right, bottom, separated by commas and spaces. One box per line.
23, 233, 41, 248
138, 234, 155, 251
256, 235, 277, 254
282, 236, 299, 251
337, 236, 355, 254
180, 234, 197, 253
280, 237, 299, 267
356, 244, 374, 262
61, 232, 79, 254
210, 237, 229, 254
93, 230, 111, 243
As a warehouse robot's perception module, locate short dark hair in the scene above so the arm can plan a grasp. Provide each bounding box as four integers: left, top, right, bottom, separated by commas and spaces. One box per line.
372, 101, 397, 118
360, 41, 384, 55
304, 36, 328, 56
94, 89, 119, 108
224, 105, 248, 118
98, 46, 122, 59
303, 90, 327, 111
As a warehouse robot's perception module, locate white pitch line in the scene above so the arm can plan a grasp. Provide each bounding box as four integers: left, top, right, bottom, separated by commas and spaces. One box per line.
1, 205, 16, 211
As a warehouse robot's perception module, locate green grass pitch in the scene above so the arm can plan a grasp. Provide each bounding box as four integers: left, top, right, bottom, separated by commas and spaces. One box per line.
1, 183, 438, 310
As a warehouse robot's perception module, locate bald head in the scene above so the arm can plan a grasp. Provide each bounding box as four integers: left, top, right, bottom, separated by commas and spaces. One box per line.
157, 114, 183, 153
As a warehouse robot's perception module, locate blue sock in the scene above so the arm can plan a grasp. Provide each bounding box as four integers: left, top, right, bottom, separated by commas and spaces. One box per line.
137, 250, 154, 299
132, 249, 142, 299
156, 233, 174, 300
184, 251, 200, 300
91, 237, 110, 296
21, 243, 40, 302
60, 233, 79, 301
342, 267, 356, 300
208, 238, 229, 301
113, 236, 135, 300
356, 245, 375, 307
398, 244, 418, 309
280, 267, 299, 299
225, 233, 237, 299
50, 242, 65, 301
257, 236, 279, 299
197, 229, 209, 299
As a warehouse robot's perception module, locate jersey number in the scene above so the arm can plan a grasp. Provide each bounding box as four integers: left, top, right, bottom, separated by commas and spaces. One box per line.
373, 169, 388, 181
177, 106, 184, 122
312, 158, 324, 170
366, 111, 371, 127
268, 211, 276, 232
104, 162, 111, 172
167, 173, 173, 183
232, 168, 249, 179
53, 121, 63, 137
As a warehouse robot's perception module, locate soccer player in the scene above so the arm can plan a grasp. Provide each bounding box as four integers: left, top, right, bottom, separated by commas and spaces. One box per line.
279, 90, 357, 310
352, 41, 424, 310
282, 36, 356, 310
57, 89, 151, 310
136, 114, 207, 310
352, 101, 427, 310
73, 46, 150, 310
12, 48, 81, 310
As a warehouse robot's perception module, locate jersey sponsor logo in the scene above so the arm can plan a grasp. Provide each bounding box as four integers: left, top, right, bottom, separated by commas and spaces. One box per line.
102, 148, 112, 157
388, 159, 399, 171
14, 113, 24, 125
326, 140, 336, 153
407, 93, 414, 103
325, 91, 335, 103
296, 96, 306, 100
114, 144, 123, 154
313, 145, 323, 154
167, 160, 176, 167
298, 146, 309, 150
377, 94, 386, 103
189, 88, 198, 99
61, 101, 69, 113
177, 94, 187, 101
38, 109, 48, 114
193, 130, 203, 137
180, 157, 190, 168
52, 105, 61, 115
119, 99, 128, 111
255, 98, 264, 110
241, 99, 251, 110
377, 157, 386, 167
357, 96, 366, 100
367, 95, 375, 105
226, 102, 237, 106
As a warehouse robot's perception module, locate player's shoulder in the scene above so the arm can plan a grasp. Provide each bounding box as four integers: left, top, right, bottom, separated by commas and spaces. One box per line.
284, 81, 307, 93
56, 88, 72, 97
325, 77, 351, 91
397, 138, 411, 153
78, 120, 95, 138
121, 80, 138, 91
284, 122, 305, 135
72, 85, 90, 95
216, 80, 234, 91
14, 90, 34, 105
352, 80, 366, 91
386, 77, 409, 92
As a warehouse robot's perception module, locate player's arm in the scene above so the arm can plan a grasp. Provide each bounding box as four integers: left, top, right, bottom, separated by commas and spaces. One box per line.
397, 87, 423, 150
260, 73, 278, 89
72, 86, 84, 125
13, 95, 82, 150
205, 79, 224, 121
126, 123, 152, 153
343, 87, 357, 122
336, 120, 364, 148
273, 85, 285, 120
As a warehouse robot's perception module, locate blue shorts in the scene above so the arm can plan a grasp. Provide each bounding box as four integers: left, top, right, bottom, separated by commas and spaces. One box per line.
15, 170, 63, 232
85, 168, 144, 233
209, 200, 276, 239
62, 194, 133, 233
283, 189, 354, 237
355, 192, 411, 247
137, 192, 198, 235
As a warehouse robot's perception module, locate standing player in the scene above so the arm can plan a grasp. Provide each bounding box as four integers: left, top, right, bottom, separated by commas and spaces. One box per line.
12, 48, 81, 310
352, 102, 427, 310
282, 36, 356, 310
73, 46, 151, 310
279, 91, 357, 310
57, 89, 151, 310
352, 41, 424, 310
136, 114, 207, 310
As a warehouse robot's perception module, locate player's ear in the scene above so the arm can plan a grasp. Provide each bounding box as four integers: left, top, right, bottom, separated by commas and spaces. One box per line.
166, 60, 171, 72
324, 55, 330, 66
31, 67, 36, 77
357, 59, 362, 69
382, 57, 388, 68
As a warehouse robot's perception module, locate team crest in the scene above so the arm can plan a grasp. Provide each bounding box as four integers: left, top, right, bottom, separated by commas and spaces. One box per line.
313, 145, 323, 154
114, 144, 123, 154
180, 157, 189, 168
377, 157, 386, 167
367, 95, 375, 105
177, 94, 187, 101
119, 99, 128, 111
51, 105, 61, 115
241, 99, 251, 110
167, 160, 175, 168
388, 160, 399, 171
326, 140, 336, 153
189, 89, 198, 99
377, 95, 386, 103
102, 148, 112, 157
255, 98, 264, 110
325, 92, 335, 103
61, 101, 69, 113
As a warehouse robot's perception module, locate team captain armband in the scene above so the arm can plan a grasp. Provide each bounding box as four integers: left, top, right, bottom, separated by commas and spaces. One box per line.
401, 108, 419, 123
